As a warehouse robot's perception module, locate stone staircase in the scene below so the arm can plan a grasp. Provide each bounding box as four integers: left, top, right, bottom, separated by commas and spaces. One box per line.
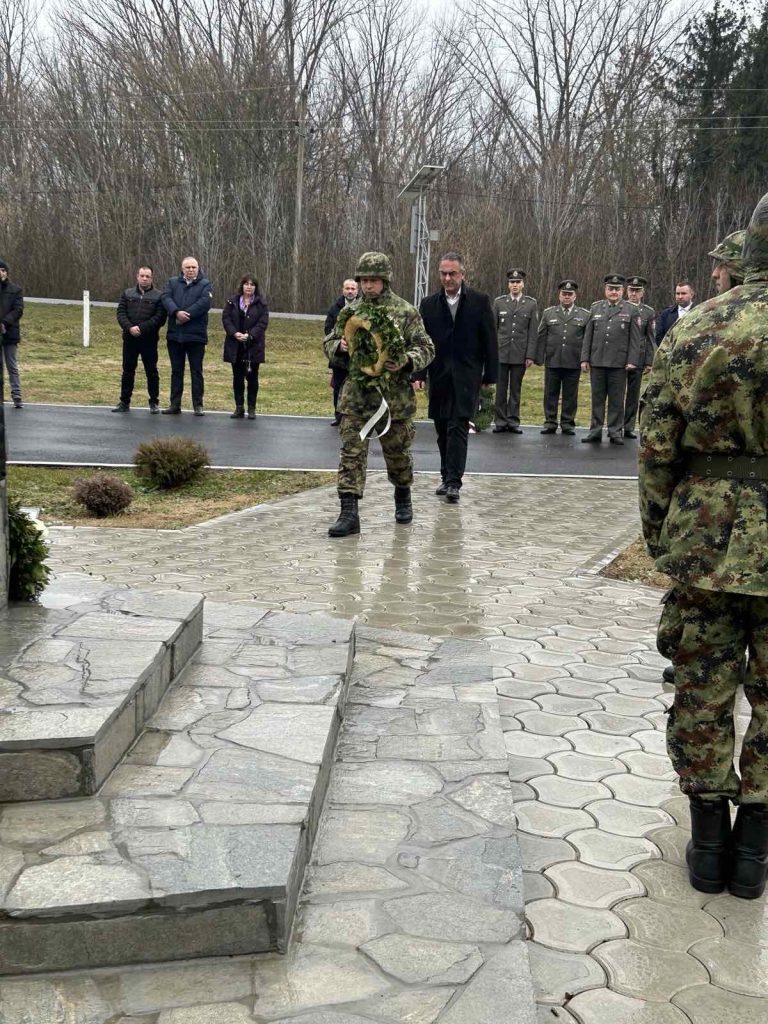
0, 593, 354, 974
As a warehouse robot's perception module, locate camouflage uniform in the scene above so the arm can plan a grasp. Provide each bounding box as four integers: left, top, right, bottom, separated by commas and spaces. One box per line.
323, 252, 434, 498
640, 196, 768, 803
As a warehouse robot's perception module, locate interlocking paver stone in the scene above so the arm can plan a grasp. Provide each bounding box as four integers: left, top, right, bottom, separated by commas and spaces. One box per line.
673, 983, 768, 1024
616, 897, 722, 951
527, 899, 625, 953
527, 942, 606, 1005
545, 861, 645, 909
529, 776, 611, 808
515, 802, 595, 839
593, 938, 709, 1001
585, 799, 674, 837
568, 988, 691, 1023
689, 937, 768, 997
566, 828, 659, 870
565, 731, 640, 757
547, 750, 625, 781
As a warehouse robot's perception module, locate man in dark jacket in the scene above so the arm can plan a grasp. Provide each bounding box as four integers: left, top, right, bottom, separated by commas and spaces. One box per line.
324, 278, 358, 425
655, 281, 696, 347
0, 259, 24, 409
418, 252, 497, 503
112, 266, 167, 413
161, 256, 213, 415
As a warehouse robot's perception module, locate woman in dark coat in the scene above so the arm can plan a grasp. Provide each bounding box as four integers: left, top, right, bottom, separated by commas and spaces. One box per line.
222, 276, 269, 419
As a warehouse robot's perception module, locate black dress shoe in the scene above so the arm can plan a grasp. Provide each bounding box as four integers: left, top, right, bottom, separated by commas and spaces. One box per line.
662, 666, 675, 685
111, 402, 129, 412
561, 427, 575, 435
330, 416, 341, 426
581, 432, 602, 443
149, 401, 160, 414
492, 425, 508, 433
624, 431, 638, 439
444, 485, 460, 503
193, 405, 205, 417
435, 481, 448, 496
540, 426, 557, 434
161, 405, 181, 415
510, 426, 523, 434
609, 435, 624, 445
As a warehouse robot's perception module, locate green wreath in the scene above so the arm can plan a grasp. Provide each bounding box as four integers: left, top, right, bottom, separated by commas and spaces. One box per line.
336, 302, 407, 391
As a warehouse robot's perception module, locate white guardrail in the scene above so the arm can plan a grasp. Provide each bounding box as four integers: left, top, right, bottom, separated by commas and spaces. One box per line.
27, 294, 325, 347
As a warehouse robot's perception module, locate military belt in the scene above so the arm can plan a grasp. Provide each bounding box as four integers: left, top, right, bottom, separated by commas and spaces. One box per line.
687, 453, 768, 482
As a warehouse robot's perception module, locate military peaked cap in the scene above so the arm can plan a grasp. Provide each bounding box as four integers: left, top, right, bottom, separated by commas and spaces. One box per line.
506, 268, 526, 280
626, 276, 647, 288
558, 279, 578, 292
604, 273, 625, 285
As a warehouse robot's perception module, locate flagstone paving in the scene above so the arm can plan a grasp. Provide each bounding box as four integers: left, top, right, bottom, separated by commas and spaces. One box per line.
1, 474, 767, 1023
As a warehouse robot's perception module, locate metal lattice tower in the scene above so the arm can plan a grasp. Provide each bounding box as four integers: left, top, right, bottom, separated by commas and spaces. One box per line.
399, 165, 445, 307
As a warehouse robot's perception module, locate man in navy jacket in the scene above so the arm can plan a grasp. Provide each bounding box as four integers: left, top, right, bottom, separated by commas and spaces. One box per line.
161, 256, 213, 415
654, 281, 696, 348
418, 252, 497, 503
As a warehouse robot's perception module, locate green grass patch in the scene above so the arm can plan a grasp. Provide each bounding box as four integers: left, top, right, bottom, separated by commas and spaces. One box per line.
17, 302, 594, 424
7, 464, 336, 530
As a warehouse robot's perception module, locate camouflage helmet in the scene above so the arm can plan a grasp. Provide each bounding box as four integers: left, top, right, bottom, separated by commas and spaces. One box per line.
354, 251, 392, 283
742, 192, 768, 279
708, 229, 747, 283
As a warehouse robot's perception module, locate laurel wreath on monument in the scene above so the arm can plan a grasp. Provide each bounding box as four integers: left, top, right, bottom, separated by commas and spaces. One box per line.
336, 303, 407, 391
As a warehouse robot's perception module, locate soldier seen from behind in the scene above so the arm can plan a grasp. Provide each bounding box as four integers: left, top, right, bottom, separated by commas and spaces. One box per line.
323, 252, 434, 537
580, 274, 642, 445
534, 279, 589, 436
639, 190, 768, 900
623, 275, 656, 439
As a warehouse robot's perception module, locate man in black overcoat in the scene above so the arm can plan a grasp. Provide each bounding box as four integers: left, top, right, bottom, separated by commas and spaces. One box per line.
418, 252, 498, 503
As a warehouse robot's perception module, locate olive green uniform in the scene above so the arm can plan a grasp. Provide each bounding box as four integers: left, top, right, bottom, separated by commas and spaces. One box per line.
535, 304, 589, 430
623, 301, 656, 435
493, 293, 538, 428
581, 299, 642, 440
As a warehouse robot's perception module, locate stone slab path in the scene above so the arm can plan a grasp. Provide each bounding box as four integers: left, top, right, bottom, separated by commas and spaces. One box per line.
1, 474, 766, 1023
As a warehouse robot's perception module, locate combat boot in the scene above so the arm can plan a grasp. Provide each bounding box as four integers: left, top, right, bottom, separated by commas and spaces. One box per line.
328, 494, 360, 537
230, 405, 245, 419
686, 795, 731, 893
729, 803, 768, 899
394, 486, 413, 524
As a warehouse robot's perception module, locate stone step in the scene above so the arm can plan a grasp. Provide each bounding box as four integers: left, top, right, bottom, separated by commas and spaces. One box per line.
0, 591, 203, 802
0, 603, 355, 974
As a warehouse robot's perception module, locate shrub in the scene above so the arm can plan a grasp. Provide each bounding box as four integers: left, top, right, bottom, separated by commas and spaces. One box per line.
72, 473, 133, 517
134, 435, 209, 489
8, 498, 51, 601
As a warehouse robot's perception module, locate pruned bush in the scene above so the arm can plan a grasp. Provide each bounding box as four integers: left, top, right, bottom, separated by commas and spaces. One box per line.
72, 473, 133, 517
8, 498, 51, 601
134, 435, 209, 489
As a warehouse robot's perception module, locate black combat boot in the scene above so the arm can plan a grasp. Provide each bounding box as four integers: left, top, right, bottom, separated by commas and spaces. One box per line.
729, 803, 768, 899
328, 494, 360, 537
686, 796, 732, 893
230, 406, 245, 419
394, 486, 413, 524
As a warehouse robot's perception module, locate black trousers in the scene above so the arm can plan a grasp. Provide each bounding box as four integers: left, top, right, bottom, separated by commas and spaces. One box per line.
623, 367, 644, 433
494, 363, 526, 427
232, 362, 260, 409
167, 340, 205, 408
120, 336, 159, 405
434, 417, 470, 488
543, 367, 580, 428
589, 366, 626, 437
332, 367, 348, 413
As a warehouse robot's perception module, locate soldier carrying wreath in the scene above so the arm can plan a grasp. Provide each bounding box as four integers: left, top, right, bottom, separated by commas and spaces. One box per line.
323, 251, 434, 537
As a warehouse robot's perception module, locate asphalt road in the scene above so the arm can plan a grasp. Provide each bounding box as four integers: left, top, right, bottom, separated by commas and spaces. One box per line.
4, 403, 639, 478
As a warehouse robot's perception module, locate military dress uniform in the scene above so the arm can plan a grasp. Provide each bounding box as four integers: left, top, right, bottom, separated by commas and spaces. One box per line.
323, 252, 434, 535
581, 286, 642, 443
623, 294, 656, 437
493, 273, 538, 431
639, 192, 768, 899
535, 290, 589, 432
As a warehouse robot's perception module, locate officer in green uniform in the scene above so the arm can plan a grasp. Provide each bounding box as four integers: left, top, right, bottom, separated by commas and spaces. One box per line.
534, 279, 589, 435
639, 191, 768, 899
580, 274, 642, 444
709, 229, 746, 294
623, 275, 656, 438
323, 251, 434, 537
493, 269, 538, 433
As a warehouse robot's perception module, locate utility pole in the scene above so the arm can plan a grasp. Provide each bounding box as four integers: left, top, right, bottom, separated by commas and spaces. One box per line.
398, 165, 445, 307
290, 88, 308, 314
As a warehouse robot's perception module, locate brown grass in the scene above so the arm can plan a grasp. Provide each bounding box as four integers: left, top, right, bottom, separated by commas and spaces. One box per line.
601, 535, 671, 589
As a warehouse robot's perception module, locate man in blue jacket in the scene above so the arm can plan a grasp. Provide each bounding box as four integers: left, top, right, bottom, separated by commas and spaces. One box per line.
161, 256, 213, 415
